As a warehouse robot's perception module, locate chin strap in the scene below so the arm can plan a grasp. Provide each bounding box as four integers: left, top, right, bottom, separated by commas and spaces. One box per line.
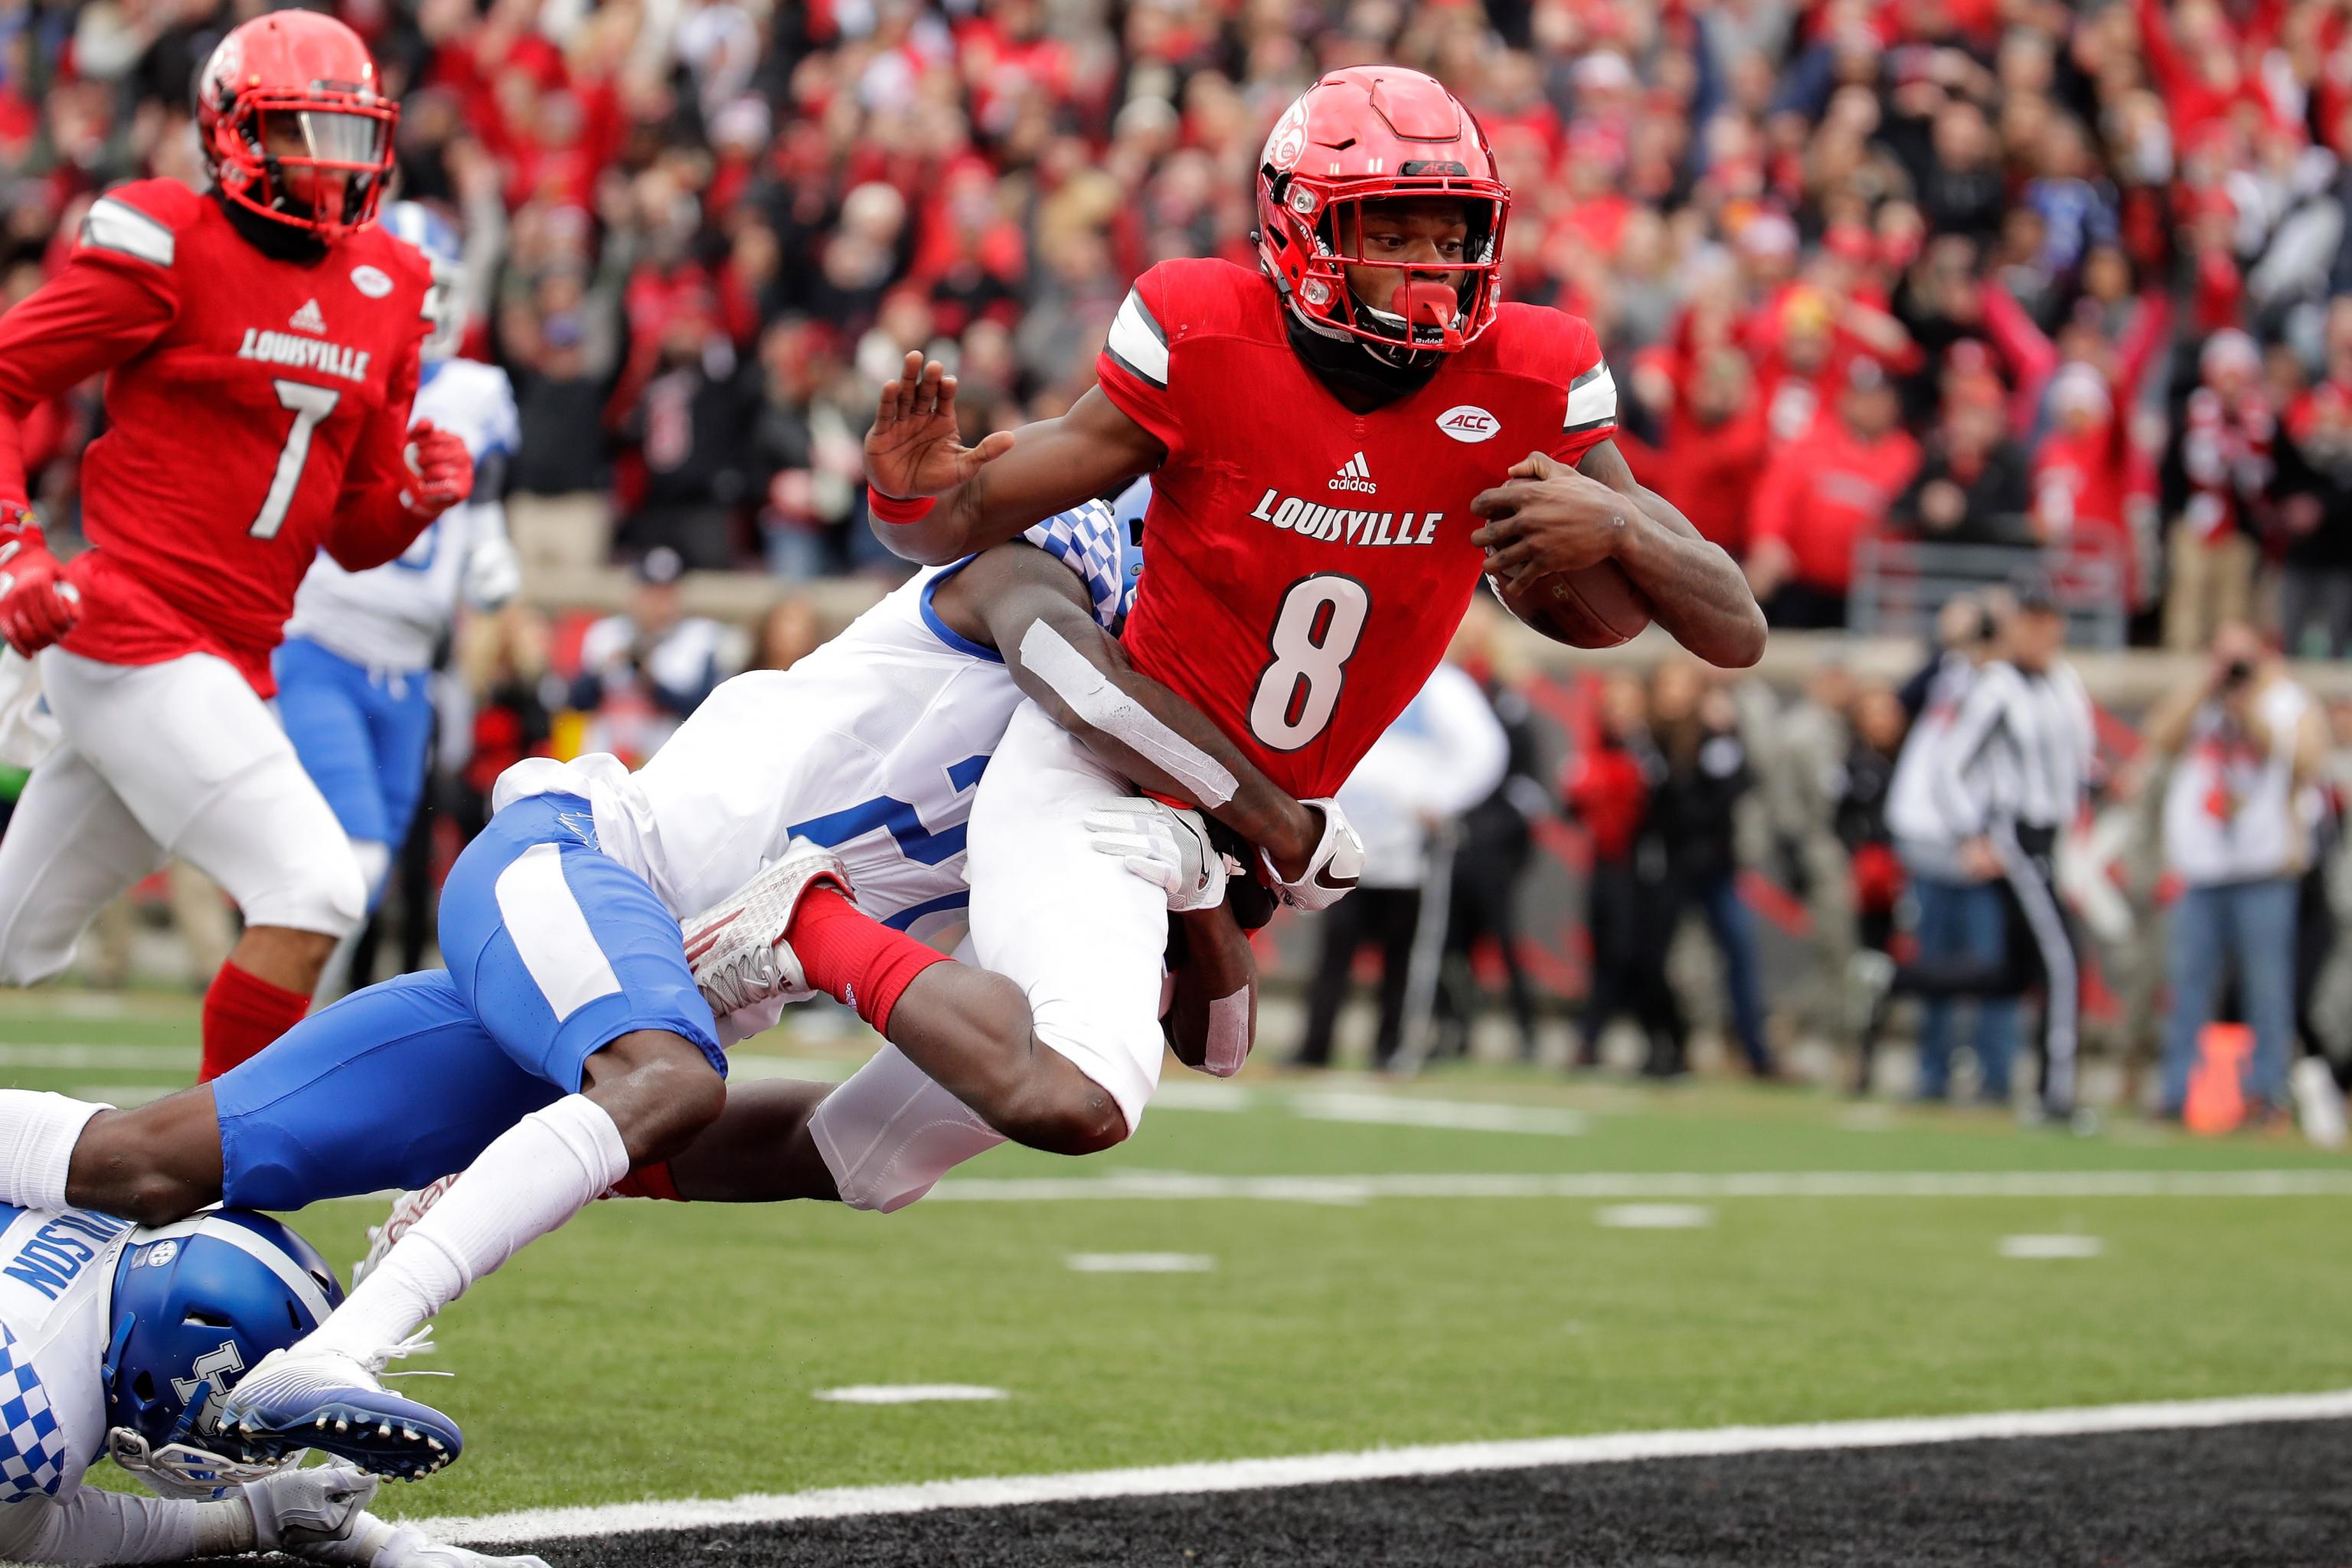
106, 1427, 298, 1501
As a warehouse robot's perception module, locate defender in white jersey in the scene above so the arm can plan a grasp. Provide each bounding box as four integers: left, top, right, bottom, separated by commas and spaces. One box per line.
0, 1202, 534, 1565
5, 496, 1358, 1477
277, 202, 521, 931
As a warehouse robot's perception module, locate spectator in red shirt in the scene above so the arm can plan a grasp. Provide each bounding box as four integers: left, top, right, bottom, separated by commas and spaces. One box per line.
1626, 347, 1771, 557
1746, 358, 1924, 629
1564, 676, 1678, 1074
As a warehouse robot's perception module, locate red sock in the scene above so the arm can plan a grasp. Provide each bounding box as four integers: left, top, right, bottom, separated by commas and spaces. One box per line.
788, 887, 950, 1036
609, 1162, 684, 1201
198, 962, 311, 1083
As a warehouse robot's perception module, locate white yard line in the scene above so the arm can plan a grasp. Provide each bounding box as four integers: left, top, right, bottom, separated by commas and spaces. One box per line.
923, 1169, 2352, 1204
0, 1042, 195, 1069
405, 1387, 2352, 1544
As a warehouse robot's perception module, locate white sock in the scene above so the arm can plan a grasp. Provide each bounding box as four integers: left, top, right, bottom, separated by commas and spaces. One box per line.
0, 1091, 108, 1210
301, 1096, 630, 1360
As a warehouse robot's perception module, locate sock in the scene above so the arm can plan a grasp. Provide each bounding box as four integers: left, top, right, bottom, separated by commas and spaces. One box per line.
609, 1162, 682, 1200
302, 1095, 630, 1360
0, 1092, 108, 1209
199, 962, 311, 1083
788, 887, 951, 1035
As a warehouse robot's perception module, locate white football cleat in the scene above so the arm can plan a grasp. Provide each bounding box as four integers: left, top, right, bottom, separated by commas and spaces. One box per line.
354, 1174, 462, 1289
220, 1334, 456, 1481
681, 837, 853, 1017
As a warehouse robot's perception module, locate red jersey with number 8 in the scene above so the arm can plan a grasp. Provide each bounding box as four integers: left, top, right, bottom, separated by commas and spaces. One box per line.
0, 180, 433, 694
1096, 257, 1617, 799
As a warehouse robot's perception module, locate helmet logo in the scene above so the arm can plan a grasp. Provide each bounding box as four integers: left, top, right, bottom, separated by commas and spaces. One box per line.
141, 1240, 178, 1268
350, 265, 392, 299
1436, 405, 1500, 443
1264, 100, 1308, 172
169, 1340, 244, 1415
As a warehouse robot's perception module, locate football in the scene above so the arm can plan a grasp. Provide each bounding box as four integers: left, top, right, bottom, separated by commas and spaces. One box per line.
1493, 559, 1655, 647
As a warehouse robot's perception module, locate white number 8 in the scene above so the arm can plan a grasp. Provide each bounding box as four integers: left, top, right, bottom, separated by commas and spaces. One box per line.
1247, 573, 1370, 752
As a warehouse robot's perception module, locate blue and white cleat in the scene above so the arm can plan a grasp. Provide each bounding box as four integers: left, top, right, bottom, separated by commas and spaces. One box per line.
221, 1341, 462, 1481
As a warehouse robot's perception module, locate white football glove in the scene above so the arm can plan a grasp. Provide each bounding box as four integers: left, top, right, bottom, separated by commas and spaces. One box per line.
1084, 799, 1227, 911
462, 534, 521, 609
370, 1524, 554, 1568
1261, 798, 1364, 911
242, 1462, 377, 1553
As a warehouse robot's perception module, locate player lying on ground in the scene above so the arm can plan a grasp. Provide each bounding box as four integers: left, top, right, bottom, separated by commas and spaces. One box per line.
0, 1206, 538, 1566
0, 14, 475, 1079
819, 65, 1766, 1253
0, 501, 1354, 1477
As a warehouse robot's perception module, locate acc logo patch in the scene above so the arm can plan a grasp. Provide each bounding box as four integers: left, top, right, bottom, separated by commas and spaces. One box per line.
1435, 405, 1499, 443
1263, 100, 1308, 172
349, 264, 393, 299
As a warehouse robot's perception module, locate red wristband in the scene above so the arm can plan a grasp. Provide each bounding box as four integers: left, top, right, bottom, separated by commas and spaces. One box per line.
867, 485, 936, 525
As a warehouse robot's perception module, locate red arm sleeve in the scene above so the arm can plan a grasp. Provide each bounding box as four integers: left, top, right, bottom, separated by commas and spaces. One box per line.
324, 335, 428, 572
1093, 266, 1186, 459
0, 250, 177, 509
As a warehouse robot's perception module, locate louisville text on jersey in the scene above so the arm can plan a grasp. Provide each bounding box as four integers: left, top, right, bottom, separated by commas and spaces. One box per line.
1247, 488, 1446, 546
234, 327, 372, 382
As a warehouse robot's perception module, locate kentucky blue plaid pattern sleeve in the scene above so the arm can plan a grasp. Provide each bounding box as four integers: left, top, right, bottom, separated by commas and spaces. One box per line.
0, 1321, 64, 1501
1022, 499, 1142, 632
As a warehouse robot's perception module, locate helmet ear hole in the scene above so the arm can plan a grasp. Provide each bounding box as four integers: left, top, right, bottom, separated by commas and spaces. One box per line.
132, 1370, 155, 1404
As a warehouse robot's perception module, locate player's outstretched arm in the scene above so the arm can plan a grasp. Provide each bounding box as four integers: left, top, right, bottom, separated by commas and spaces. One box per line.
1471, 441, 1768, 669
864, 352, 1165, 564
1165, 903, 1257, 1079
933, 543, 1325, 879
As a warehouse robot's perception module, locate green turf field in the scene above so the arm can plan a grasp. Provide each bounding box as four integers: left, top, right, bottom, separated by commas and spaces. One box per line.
7, 988, 2349, 1522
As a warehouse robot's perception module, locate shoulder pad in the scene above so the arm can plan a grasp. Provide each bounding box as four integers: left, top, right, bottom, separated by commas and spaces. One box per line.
78, 181, 198, 270
1021, 498, 1142, 632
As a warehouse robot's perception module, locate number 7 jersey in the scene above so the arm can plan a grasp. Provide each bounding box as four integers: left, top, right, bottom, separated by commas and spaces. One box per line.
1096, 257, 1618, 799
0, 181, 433, 695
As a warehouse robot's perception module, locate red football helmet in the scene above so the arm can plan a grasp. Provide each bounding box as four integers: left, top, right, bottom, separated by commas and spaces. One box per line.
194, 11, 397, 243
1255, 67, 1511, 363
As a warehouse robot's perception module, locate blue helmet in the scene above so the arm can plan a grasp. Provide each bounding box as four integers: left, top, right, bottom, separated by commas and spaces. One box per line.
384, 199, 464, 362
101, 1212, 343, 1497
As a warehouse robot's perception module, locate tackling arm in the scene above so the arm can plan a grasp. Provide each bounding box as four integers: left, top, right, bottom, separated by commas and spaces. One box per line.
932, 543, 1324, 877
864, 354, 1166, 565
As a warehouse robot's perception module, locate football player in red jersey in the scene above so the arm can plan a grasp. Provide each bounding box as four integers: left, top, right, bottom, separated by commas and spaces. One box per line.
0, 12, 473, 1080
849, 66, 1765, 1164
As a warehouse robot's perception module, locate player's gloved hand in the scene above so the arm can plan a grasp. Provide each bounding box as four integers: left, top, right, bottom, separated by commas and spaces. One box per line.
0, 517, 82, 657
400, 420, 475, 520
1259, 798, 1364, 911
1086, 799, 1227, 911
366, 1524, 554, 1568
242, 1461, 378, 1552
866, 349, 1015, 499
463, 534, 521, 609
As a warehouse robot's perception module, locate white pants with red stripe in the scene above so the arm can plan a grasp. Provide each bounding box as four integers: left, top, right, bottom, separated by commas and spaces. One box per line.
0, 649, 365, 985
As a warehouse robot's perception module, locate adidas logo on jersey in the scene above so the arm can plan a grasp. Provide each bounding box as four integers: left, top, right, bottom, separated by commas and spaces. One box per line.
1328, 452, 1377, 494
289, 298, 327, 335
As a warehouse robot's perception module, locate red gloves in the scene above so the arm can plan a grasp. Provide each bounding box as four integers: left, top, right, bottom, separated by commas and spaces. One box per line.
0, 507, 80, 657
401, 420, 475, 520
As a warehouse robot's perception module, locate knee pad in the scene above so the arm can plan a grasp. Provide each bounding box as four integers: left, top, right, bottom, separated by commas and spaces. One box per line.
808, 1044, 1006, 1213
241, 844, 368, 939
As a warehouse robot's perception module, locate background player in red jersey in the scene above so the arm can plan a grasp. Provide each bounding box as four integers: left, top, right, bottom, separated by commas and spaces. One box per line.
0, 12, 472, 1081
848, 66, 1766, 1175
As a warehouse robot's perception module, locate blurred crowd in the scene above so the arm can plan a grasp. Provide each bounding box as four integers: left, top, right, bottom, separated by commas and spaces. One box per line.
1295, 587, 2352, 1138
11, 0, 2352, 644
